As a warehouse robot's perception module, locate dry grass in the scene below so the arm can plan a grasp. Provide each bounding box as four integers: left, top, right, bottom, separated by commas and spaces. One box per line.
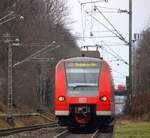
115, 119, 150, 138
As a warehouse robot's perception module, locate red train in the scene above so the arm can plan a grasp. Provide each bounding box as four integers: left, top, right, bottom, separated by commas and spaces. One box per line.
55, 56, 115, 129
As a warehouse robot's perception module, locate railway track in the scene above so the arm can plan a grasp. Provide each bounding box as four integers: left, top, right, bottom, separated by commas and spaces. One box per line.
53, 128, 114, 138
0, 122, 58, 137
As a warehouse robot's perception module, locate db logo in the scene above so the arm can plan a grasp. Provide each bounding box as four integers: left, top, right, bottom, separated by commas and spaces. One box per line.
79, 97, 87, 103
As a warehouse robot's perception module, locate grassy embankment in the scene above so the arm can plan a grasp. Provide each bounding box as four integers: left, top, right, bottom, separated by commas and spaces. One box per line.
0, 99, 53, 129
115, 119, 150, 138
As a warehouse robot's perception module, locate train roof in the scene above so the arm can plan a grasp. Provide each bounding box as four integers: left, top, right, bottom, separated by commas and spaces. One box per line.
64, 57, 102, 62
65, 51, 101, 59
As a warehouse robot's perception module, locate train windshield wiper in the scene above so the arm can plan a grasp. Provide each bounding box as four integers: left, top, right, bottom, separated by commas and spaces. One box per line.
69, 83, 97, 89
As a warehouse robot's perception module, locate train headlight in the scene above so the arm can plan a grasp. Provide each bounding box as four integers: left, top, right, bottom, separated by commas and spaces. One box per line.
100, 96, 108, 102
58, 96, 65, 102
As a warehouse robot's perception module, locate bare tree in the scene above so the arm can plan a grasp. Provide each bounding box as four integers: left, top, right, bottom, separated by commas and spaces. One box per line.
0, 0, 79, 109
131, 27, 150, 117
136, 28, 150, 92
45, 0, 68, 25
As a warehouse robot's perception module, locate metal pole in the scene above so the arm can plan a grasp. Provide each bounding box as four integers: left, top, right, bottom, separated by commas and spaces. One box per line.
5, 34, 20, 119
8, 39, 13, 117
129, 0, 132, 105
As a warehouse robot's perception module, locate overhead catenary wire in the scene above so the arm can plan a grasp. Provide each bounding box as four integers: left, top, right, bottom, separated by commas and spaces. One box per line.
97, 44, 128, 65
77, 35, 117, 39
80, 44, 128, 65
16, 42, 53, 47
80, 0, 108, 40
101, 41, 128, 64
102, 44, 127, 46
94, 6, 128, 44
0, 11, 15, 22
0, 1, 34, 26
107, 59, 120, 62
101, 41, 128, 46
80, 4, 86, 41
13, 41, 60, 67
89, 30, 115, 33
0, 16, 19, 25
95, 5, 128, 13
85, 11, 123, 41
0, 0, 35, 26
101, 47, 119, 59
112, 69, 127, 77
90, 0, 94, 36
81, 0, 108, 5
101, 43, 127, 46
89, 10, 128, 14
98, 11, 123, 13
96, 6, 119, 11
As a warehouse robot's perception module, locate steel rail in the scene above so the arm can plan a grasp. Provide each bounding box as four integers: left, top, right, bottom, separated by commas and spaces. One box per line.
91, 129, 100, 138
0, 122, 58, 137
53, 130, 69, 138
91, 128, 114, 138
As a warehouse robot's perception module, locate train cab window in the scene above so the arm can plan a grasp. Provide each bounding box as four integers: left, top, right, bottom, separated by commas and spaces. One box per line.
65, 62, 101, 97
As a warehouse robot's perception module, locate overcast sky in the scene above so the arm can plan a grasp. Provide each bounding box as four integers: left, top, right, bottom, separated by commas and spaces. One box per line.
68, 0, 150, 86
